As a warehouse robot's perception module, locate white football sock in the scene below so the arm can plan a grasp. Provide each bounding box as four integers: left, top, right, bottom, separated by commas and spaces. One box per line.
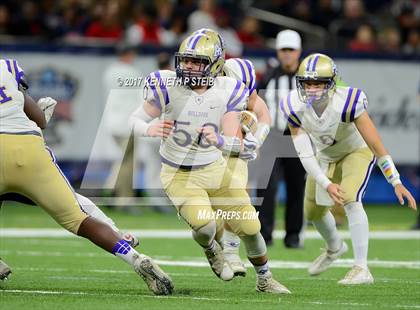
254, 261, 270, 276
344, 202, 369, 269
76, 193, 119, 232
313, 211, 342, 252
223, 229, 241, 254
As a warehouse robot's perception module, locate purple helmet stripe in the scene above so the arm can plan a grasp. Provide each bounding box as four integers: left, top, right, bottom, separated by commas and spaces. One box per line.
311, 55, 320, 71
306, 57, 313, 71
190, 34, 204, 49
187, 35, 197, 48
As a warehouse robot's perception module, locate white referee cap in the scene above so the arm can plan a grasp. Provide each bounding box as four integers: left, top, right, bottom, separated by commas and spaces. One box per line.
276, 30, 302, 50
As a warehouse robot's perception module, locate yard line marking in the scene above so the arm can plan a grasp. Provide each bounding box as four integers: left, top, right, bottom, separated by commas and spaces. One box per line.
47, 276, 107, 281
301, 301, 419, 309
1, 228, 419, 239
13, 267, 209, 277
304, 301, 370, 307
287, 276, 420, 284
0, 289, 226, 301
8, 289, 413, 308
0, 289, 269, 303
2, 250, 419, 269
43, 272, 420, 284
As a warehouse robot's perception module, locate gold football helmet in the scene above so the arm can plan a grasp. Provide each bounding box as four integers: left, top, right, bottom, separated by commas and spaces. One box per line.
296, 53, 337, 104
191, 28, 226, 57
175, 33, 225, 81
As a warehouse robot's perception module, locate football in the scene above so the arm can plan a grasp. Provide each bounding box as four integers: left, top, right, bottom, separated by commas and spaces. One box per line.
239, 110, 258, 135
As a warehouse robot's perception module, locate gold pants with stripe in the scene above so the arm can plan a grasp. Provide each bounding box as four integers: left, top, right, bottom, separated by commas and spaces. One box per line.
226, 156, 249, 188
305, 147, 375, 221
0, 134, 88, 233
160, 157, 260, 237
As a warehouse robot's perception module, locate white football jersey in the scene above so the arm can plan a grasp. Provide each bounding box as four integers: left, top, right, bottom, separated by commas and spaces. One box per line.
144, 70, 249, 166
0, 59, 41, 134
222, 58, 257, 94
281, 86, 368, 162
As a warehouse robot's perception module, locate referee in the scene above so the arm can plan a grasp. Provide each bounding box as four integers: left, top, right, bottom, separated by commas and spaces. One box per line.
255, 30, 306, 248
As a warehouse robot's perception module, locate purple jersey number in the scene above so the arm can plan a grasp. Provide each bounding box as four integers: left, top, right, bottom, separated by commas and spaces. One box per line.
0, 86, 12, 104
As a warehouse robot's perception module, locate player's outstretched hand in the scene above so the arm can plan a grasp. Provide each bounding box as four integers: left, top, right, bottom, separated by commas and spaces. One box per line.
394, 184, 417, 210
327, 183, 345, 206
147, 120, 174, 138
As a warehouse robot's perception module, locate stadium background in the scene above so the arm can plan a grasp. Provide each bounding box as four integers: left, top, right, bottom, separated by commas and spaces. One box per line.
0, 1, 419, 309
1, 0, 418, 204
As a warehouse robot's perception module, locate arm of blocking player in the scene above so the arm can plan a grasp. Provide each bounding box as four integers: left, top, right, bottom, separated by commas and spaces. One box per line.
23, 93, 47, 129
238, 111, 260, 160
355, 111, 417, 210
289, 125, 345, 206
129, 101, 174, 138
246, 91, 271, 146
199, 111, 243, 153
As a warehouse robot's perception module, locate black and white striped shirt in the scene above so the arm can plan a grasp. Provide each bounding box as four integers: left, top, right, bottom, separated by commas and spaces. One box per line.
258, 66, 296, 132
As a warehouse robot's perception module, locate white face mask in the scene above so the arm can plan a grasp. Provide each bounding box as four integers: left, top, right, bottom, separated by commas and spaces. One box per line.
305, 86, 326, 101
297, 78, 335, 107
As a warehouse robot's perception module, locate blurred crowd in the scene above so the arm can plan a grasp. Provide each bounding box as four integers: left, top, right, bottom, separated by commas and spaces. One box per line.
0, 0, 418, 56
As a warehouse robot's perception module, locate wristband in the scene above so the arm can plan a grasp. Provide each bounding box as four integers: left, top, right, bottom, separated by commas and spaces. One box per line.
377, 155, 401, 187
216, 134, 241, 153
255, 123, 270, 146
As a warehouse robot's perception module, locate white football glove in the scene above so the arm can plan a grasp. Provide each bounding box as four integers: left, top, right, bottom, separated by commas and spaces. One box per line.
37, 97, 57, 123
239, 150, 257, 161
239, 132, 259, 161
243, 132, 259, 150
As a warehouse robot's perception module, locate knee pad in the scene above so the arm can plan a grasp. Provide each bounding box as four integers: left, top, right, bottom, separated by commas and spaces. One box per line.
227, 205, 261, 237
179, 202, 213, 231
192, 220, 216, 247
238, 218, 261, 237
240, 233, 267, 258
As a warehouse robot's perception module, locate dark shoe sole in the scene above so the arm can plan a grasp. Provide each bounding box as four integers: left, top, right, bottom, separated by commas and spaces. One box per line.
0, 269, 11, 280
135, 258, 174, 295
